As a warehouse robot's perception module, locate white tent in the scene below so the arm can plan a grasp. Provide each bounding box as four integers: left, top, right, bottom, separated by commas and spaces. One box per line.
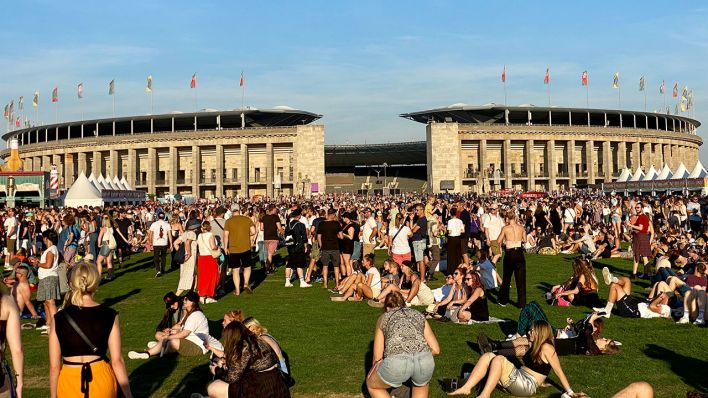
64, 172, 104, 207
616, 168, 631, 182
656, 164, 673, 180
642, 166, 658, 181
105, 174, 120, 190
88, 173, 103, 191
672, 163, 689, 179
98, 174, 112, 190
120, 176, 132, 190
113, 175, 125, 190
688, 160, 708, 179
629, 167, 645, 182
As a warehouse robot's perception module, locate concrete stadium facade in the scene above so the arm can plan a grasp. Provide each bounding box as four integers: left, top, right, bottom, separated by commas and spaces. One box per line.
401, 104, 702, 193
2, 109, 325, 198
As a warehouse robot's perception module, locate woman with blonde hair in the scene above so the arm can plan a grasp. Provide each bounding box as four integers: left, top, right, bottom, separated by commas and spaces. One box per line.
96, 215, 116, 280
449, 320, 574, 397
49, 262, 132, 398
243, 317, 289, 375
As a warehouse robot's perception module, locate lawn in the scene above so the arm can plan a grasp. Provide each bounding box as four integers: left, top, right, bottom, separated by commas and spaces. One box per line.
18, 250, 707, 398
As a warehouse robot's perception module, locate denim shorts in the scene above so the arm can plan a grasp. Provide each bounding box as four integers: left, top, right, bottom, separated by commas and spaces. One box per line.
352, 241, 362, 261
377, 351, 434, 388
412, 240, 426, 262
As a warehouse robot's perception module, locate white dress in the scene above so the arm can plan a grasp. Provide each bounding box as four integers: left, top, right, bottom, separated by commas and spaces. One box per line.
177, 231, 198, 291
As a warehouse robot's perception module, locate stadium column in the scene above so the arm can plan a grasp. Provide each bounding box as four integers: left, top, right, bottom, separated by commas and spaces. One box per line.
546, 140, 556, 190
479, 140, 487, 194
586, 140, 595, 184
192, 145, 200, 198
241, 144, 249, 197
631, 142, 640, 171
617, 142, 627, 171
525, 139, 534, 190
147, 147, 156, 196
266, 142, 274, 197
42, 155, 50, 172
503, 139, 512, 189
216, 144, 224, 199
127, 149, 136, 190
603, 141, 612, 182
641, 142, 651, 170
663, 144, 671, 169
655, 143, 663, 168
64, 153, 74, 187
93, 151, 103, 177
169, 147, 177, 195
567, 139, 576, 186
109, 150, 118, 179
77, 153, 87, 176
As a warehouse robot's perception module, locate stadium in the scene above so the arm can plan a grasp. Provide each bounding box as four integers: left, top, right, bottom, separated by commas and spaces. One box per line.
1, 103, 702, 196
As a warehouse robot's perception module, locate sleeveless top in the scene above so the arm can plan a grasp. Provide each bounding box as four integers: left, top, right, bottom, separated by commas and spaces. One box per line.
523, 349, 551, 376
54, 305, 118, 357
380, 307, 430, 358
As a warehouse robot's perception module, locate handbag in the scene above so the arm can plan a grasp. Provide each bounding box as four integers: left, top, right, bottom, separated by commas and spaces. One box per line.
105, 228, 117, 250
57, 263, 70, 295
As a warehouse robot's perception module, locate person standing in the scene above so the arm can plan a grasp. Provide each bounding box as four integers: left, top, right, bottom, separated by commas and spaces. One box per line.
317, 208, 342, 289
284, 208, 311, 288
49, 262, 133, 398
482, 204, 505, 265
223, 205, 256, 296
458, 202, 472, 265
497, 210, 527, 308
446, 208, 464, 273
210, 207, 228, 296
32, 229, 61, 336
361, 208, 378, 257
175, 219, 199, 296
627, 204, 652, 279
148, 212, 173, 278
113, 211, 132, 266
260, 205, 282, 274
409, 204, 428, 282
4, 209, 17, 270
197, 221, 220, 304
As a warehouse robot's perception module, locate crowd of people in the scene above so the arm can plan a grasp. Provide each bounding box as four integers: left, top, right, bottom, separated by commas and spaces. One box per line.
0, 189, 705, 397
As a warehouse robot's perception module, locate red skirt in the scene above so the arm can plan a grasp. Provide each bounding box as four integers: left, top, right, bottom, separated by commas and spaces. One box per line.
632, 233, 651, 261
198, 255, 220, 298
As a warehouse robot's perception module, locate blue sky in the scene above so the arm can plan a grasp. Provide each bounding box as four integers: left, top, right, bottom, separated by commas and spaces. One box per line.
1, 1, 707, 160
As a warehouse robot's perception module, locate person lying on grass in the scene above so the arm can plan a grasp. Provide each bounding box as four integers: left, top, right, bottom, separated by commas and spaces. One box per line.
648, 262, 706, 325
593, 267, 671, 319
330, 253, 381, 302
128, 291, 222, 359
368, 260, 434, 308
448, 320, 575, 398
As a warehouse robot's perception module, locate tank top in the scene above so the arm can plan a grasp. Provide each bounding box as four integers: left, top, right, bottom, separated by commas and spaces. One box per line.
380, 308, 430, 358
523, 349, 551, 376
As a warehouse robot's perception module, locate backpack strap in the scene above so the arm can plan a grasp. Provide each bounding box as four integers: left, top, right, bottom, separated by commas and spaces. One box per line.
63, 312, 98, 354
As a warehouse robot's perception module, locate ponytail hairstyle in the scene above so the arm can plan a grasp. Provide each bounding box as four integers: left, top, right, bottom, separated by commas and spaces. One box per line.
64, 262, 100, 307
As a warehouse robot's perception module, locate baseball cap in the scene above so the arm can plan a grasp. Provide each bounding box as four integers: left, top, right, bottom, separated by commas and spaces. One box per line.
184, 291, 200, 304
163, 292, 181, 308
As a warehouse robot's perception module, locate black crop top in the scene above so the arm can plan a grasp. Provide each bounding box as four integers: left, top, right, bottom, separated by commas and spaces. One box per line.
522, 350, 551, 376
54, 305, 118, 357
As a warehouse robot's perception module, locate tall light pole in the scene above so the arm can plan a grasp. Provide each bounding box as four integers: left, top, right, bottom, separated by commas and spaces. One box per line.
383, 162, 388, 192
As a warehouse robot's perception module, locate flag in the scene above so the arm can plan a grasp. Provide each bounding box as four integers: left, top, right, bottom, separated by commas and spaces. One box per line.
543, 68, 550, 84
145, 75, 153, 93
501, 66, 506, 83
2, 104, 7, 120
15, 116, 20, 128
687, 90, 693, 110
8, 100, 13, 115
659, 80, 665, 94
239, 71, 244, 87
18, 96, 23, 111
639, 76, 645, 91
680, 98, 687, 112
78, 83, 84, 99
190, 73, 197, 89
672, 82, 678, 97
581, 70, 588, 86
682, 86, 689, 98
52, 87, 58, 102
109, 79, 115, 95
612, 72, 619, 88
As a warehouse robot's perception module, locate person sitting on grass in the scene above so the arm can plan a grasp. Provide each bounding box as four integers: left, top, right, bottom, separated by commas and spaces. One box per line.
205, 309, 246, 359
152, 292, 185, 345
332, 253, 381, 302
128, 291, 222, 359
474, 250, 501, 291
550, 258, 602, 308
380, 260, 401, 290
448, 320, 575, 398
457, 270, 489, 323
428, 267, 467, 318
369, 260, 434, 308
244, 317, 290, 375
592, 267, 671, 319
205, 321, 290, 398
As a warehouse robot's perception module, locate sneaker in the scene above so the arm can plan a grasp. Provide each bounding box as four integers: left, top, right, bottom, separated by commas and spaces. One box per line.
328, 289, 340, 294
155, 272, 163, 278
147, 341, 158, 349
128, 351, 150, 360
602, 267, 613, 285
592, 307, 606, 313
204, 297, 218, 304
347, 296, 362, 301
284, 280, 293, 287
677, 315, 690, 324
300, 281, 312, 288
3, 265, 13, 271
477, 333, 493, 354
36, 325, 49, 331
498, 302, 508, 307
314, 277, 324, 283
367, 299, 384, 308
330, 296, 347, 302
596, 311, 611, 319
41, 329, 49, 336
694, 318, 705, 326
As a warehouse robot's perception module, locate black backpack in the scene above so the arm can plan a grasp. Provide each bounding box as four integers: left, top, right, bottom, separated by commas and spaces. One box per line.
284, 220, 305, 253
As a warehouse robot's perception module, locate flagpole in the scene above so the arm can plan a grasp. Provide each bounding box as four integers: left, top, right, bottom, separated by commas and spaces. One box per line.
503, 80, 507, 106
586, 84, 589, 108
55, 102, 58, 124
644, 89, 647, 112
194, 88, 198, 112
112, 95, 115, 118
618, 85, 621, 109
151, 92, 154, 115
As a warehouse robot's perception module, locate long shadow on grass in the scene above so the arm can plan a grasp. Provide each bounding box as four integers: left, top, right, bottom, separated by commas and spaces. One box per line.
643, 344, 707, 392
166, 362, 211, 397
128, 355, 178, 397
102, 288, 141, 308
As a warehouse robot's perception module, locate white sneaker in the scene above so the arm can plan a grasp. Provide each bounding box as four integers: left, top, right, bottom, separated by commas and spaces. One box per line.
602, 267, 613, 285
592, 307, 605, 313
677, 315, 690, 324
147, 341, 158, 349
284, 280, 293, 287
300, 281, 312, 288
36, 325, 49, 331
128, 351, 149, 360
3, 265, 13, 271
204, 297, 218, 304
694, 318, 705, 326
330, 296, 347, 302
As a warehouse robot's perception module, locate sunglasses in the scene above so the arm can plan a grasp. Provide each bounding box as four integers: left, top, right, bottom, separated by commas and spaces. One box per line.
464, 277, 473, 281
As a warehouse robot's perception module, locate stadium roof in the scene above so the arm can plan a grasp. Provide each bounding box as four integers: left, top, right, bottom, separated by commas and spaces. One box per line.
3, 108, 322, 141
400, 103, 700, 130
325, 141, 426, 168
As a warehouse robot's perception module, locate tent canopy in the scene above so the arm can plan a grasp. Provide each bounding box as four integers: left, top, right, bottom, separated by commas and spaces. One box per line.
64, 172, 104, 207
672, 163, 689, 179
688, 160, 707, 179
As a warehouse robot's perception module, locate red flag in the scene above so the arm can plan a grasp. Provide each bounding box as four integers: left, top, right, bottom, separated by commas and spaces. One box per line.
501, 66, 506, 83
544, 68, 550, 84
240, 71, 244, 87
672, 82, 678, 97
15, 116, 20, 127
190, 73, 197, 89
581, 71, 588, 86
52, 87, 58, 103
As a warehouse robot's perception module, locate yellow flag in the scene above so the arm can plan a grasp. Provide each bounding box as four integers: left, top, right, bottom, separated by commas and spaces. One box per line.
612, 73, 619, 89
145, 75, 153, 93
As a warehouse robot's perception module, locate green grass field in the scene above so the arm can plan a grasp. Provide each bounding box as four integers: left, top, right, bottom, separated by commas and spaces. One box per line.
18, 250, 707, 398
